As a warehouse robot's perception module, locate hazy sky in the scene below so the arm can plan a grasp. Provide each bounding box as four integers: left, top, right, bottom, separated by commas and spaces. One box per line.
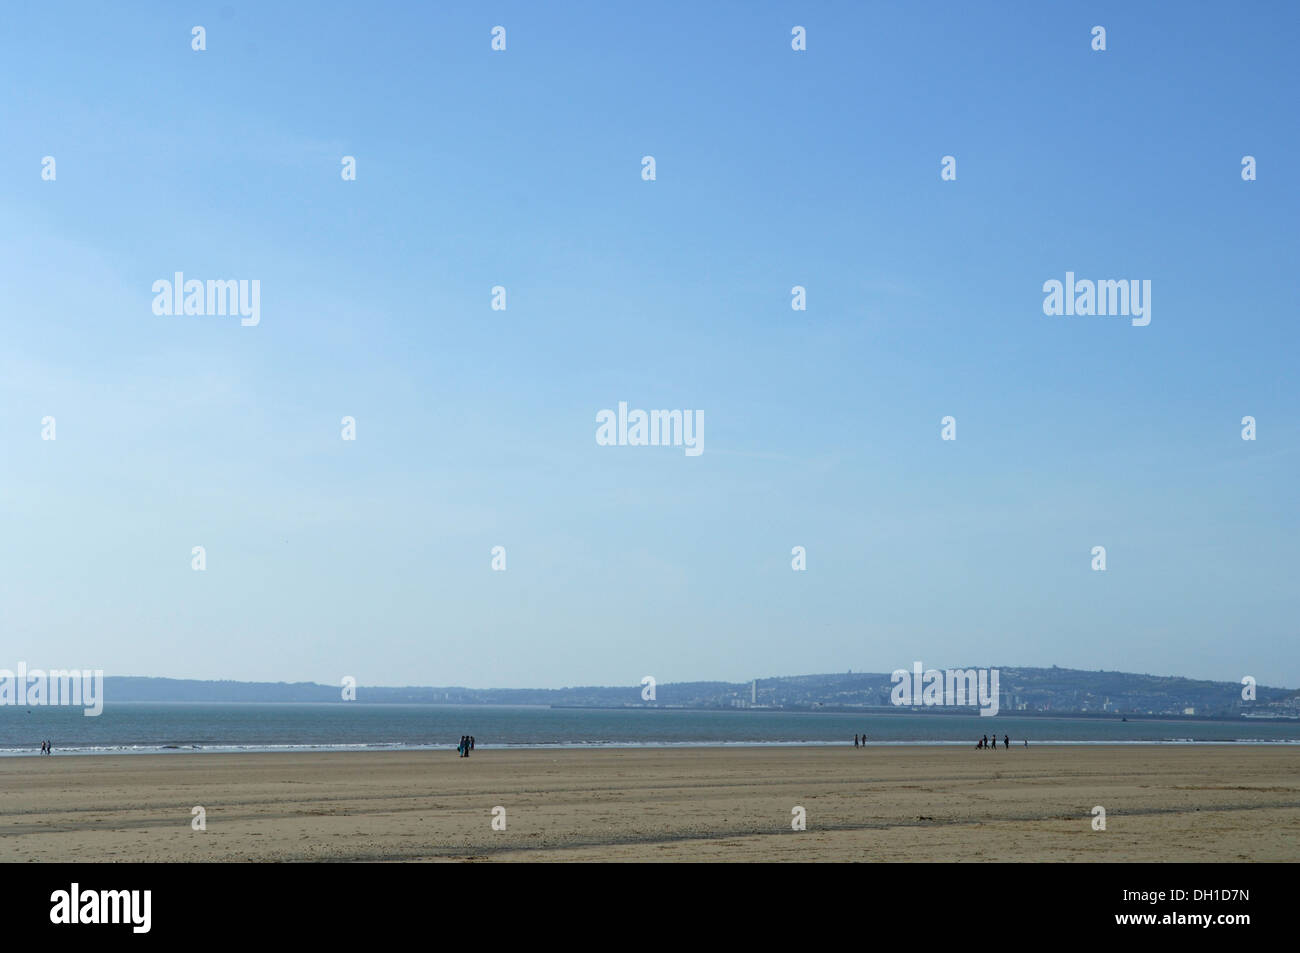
3, 3, 1297, 689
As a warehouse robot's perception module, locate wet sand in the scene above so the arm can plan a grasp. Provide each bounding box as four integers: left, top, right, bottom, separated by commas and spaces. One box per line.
2, 745, 1297, 862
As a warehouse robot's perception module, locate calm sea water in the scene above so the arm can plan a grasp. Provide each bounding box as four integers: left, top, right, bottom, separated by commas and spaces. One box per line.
1, 703, 1297, 755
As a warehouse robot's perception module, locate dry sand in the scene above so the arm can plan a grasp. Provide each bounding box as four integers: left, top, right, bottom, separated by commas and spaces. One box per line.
2, 746, 1297, 862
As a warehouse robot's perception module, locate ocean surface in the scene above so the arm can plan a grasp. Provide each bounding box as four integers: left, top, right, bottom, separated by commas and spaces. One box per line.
2, 703, 1298, 755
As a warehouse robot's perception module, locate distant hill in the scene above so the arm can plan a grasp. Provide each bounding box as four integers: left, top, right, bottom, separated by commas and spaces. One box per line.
100, 668, 1300, 718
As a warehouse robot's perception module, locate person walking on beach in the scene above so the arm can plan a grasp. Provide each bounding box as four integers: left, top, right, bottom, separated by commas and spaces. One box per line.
854, 734, 859, 748
40, 741, 46, 755
470, 736, 475, 751
981, 734, 988, 750
1004, 734, 1010, 750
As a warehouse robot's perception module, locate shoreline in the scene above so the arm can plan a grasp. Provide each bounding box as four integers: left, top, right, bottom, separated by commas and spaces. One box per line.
4, 737, 1300, 758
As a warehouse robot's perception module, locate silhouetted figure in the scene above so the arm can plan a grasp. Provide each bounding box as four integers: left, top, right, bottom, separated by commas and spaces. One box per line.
1024, 739, 1028, 748
854, 734, 859, 748
1004, 734, 1010, 750
982, 734, 988, 750
470, 736, 475, 751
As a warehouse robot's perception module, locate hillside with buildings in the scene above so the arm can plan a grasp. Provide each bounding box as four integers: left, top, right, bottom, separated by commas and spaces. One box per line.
104, 667, 1299, 718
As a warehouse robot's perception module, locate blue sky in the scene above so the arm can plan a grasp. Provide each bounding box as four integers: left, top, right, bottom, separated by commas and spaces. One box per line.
2, 2, 1297, 689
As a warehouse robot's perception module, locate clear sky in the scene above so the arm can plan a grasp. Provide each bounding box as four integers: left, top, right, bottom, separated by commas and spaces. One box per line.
3, 2, 1297, 689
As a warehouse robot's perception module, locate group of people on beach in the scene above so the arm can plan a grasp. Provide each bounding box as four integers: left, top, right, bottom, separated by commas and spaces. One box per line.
457, 735, 475, 757
854, 733, 1028, 749
978, 734, 1027, 749
38, 740, 53, 755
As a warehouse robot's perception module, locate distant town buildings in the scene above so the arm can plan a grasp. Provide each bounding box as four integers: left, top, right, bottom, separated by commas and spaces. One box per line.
633, 668, 1299, 718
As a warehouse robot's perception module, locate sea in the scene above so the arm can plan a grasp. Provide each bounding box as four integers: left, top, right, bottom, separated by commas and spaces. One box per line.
2, 703, 1298, 755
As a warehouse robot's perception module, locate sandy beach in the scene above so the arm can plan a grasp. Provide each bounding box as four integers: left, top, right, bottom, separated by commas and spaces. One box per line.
2, 746, 1297, 862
